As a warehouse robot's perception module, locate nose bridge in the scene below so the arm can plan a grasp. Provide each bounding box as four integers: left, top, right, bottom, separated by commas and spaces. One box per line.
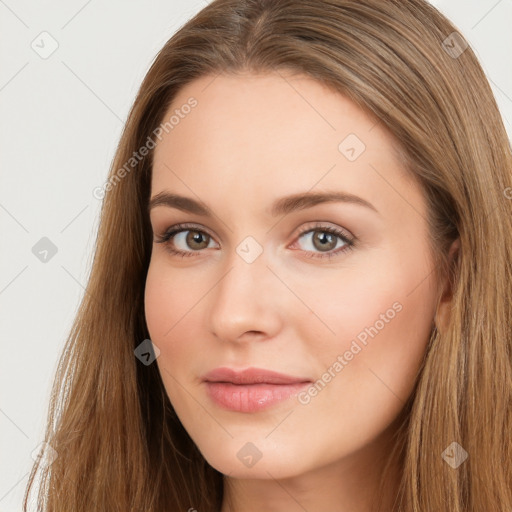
208, 240, 280, 341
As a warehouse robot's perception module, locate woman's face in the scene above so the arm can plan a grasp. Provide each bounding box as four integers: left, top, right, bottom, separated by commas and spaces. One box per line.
144, 71, 440, 480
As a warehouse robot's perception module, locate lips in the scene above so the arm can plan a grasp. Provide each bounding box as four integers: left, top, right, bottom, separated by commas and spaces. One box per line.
202, 367, 310, 385
202, 367, 312, 413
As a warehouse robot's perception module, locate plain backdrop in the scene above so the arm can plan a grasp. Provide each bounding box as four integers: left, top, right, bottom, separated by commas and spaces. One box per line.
1, 0, 511, 510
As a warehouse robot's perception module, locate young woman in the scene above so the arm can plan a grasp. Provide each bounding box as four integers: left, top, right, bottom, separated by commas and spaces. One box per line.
24, 0, 512, 511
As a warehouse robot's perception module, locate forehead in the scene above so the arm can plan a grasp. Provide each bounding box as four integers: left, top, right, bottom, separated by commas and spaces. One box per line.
151, 71, 416, 218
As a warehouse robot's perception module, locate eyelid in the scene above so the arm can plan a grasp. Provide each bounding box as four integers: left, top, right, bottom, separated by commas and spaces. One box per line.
289, 222, 355, 259
155, 222, 218, 244
294, 221, 354, 242
154, 221, 356, 258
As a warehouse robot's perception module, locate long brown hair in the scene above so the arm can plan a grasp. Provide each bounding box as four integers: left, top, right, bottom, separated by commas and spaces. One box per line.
24, 0, 512, 510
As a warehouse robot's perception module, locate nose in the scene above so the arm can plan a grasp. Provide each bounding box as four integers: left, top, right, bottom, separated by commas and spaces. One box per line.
207, 247, 282, 344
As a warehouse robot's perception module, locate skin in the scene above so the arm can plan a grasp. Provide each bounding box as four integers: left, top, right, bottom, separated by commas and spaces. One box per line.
144, 71, 452, 512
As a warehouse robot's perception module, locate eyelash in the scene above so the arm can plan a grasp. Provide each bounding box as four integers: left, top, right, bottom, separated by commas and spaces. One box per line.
154, 222, 355, 260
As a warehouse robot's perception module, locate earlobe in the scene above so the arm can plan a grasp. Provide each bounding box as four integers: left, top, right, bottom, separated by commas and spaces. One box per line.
434, 237, 460, 333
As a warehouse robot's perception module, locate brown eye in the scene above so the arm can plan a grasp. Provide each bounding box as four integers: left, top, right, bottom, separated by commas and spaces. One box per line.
311, 231, 338, 252
296, 228, 349, 253
155, 224, 218, 257
185, 230, 210, 250
291, 224, 355, 261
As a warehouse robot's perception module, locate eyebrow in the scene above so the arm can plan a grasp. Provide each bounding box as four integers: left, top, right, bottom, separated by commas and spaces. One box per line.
148, 190, 378, 217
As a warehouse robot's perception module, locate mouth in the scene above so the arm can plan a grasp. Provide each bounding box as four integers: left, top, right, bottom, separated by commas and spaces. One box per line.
202, 367, 312, 413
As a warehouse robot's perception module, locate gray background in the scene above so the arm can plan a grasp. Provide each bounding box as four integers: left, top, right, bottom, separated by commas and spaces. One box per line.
1, 0, 511, 510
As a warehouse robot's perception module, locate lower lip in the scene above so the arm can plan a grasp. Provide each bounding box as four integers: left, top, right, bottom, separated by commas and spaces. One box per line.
205, 382, 310, 413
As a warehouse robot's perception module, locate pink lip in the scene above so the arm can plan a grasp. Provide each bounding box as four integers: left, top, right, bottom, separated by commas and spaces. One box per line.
202, 367, 311, 413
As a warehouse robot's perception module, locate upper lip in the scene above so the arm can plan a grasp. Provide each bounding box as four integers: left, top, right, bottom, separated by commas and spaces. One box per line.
202, 367, 311, 385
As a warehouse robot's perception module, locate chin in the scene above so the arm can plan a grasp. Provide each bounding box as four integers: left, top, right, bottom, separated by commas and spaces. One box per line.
195, 436, 314, 480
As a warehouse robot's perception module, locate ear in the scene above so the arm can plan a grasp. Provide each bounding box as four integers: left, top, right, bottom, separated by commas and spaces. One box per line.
434, 238, 460, 333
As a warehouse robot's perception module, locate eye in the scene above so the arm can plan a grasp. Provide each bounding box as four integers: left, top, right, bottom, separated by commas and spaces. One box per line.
154, 223, 218, 257
290, 223, 355, 260
154, 222, 356, 260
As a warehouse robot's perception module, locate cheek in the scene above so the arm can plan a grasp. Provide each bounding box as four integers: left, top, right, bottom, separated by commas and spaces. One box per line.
144, 264, 172, 342
356, 277, 437, 399
144, 263, 191, 372
144, 263, 194, 413
295, 245, 436, 351
144, 260, 203, 342
144, 261, 209, 387
294, 250, 437, 417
